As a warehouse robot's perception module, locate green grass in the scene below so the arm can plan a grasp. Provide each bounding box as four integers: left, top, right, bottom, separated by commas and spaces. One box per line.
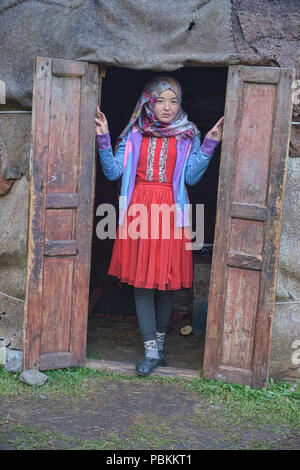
0, 365, 299, 433
0, 365, 114, 397
1, 423, 65, 450
0, 365, 299, 450
128, 419, 179, 449
185, 376, 300, 430
0, 419, 130, 450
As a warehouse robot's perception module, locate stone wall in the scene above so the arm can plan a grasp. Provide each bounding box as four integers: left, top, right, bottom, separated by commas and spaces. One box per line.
0, 113, 31, 349
0, 0, 299, 379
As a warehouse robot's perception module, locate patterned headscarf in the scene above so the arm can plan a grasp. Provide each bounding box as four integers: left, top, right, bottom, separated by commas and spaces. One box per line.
116, 75, 200, 146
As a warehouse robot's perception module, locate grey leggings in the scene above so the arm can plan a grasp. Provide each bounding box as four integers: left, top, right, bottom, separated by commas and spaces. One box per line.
134, 287, 175, 342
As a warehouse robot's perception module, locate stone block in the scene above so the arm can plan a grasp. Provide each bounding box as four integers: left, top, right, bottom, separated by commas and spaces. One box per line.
4, 348, 22, 372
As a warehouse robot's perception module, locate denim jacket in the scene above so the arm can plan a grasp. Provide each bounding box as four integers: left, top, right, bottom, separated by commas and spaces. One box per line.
97, 126, 219, 227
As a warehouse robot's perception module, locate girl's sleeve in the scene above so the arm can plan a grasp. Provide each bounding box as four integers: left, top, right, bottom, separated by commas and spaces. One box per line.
185, 135, 219, 186
96, 133, 126, 181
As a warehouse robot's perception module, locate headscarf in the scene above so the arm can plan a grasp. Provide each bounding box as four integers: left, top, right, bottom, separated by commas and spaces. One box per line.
116, 75, 200, 147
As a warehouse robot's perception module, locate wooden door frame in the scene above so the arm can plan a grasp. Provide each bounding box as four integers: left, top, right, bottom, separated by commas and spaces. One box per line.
84, 63, 294, 384
83, 63, 226, 380
23, 60, 292, 383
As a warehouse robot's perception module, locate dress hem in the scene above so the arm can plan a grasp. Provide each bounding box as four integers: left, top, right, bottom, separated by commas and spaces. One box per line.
107, 273, 193, 291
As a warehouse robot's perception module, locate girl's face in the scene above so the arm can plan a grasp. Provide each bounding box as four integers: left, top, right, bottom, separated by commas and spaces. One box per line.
153, 89, 179, 123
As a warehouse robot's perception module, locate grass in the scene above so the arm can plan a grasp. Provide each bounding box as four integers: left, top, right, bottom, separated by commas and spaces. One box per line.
0, 365, 299, 450
0, 365, 114, 398
1, 364, 299, 407
185, 376, 300, 427
0, 419, 130, 450
128, 419, 179, 449
1, 423, 64, 450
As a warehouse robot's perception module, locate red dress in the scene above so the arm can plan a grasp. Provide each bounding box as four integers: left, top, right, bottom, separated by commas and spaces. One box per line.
108, 135, 193, 290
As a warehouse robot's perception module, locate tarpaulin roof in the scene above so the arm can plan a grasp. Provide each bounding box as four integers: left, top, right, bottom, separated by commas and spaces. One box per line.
0, 0, 237, 108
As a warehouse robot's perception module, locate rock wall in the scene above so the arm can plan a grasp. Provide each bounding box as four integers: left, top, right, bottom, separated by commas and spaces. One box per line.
0, 0, 299, 379
0, 113, 31, 348
269, 303, 300, 381
0, 171, 30, 349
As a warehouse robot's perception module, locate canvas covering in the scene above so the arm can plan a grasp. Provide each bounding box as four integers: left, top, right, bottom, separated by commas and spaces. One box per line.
0, 0, 237, 108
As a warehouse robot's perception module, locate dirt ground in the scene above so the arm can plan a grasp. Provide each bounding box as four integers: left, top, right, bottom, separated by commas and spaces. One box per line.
0, 314, 298, 450
1, 375, 299, 450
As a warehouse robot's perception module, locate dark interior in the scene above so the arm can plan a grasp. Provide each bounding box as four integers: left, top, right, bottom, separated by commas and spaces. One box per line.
86, 66, 227, 370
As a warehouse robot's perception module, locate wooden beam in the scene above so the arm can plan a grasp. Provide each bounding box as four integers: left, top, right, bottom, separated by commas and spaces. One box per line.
52, 58, 86, 77
46, 193, 79, 209
231, 202, 267, 221
83, 359, 201, 380
44, 240, 77, 256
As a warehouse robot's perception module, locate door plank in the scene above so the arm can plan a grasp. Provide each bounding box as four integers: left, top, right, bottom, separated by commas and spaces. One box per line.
52, 58, 86, 77
40, 257, 73, 354
39, 352, 73, 370
46, 193, 79, 208
44, 240, 77, 256
225, 252, 262, 270
231, 203, 267, 221
23, 59, 53, 370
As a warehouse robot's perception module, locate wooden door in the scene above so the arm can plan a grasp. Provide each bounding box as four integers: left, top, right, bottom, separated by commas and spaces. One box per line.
23, 57, 99, 370
203, 65, 295, 388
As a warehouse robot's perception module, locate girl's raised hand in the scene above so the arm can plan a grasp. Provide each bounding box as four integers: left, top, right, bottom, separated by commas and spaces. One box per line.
95, 105, 109, 135
206, 116, 224, 142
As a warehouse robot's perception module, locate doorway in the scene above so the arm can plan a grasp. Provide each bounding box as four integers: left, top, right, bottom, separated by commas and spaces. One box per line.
86, 66, 227, 371
23, 58, 293, 385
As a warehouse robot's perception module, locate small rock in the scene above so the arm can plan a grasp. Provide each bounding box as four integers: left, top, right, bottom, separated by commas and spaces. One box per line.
19, 369, 48, 386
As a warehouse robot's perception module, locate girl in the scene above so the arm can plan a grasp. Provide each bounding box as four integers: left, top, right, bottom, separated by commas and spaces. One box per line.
95, 76, 223, 376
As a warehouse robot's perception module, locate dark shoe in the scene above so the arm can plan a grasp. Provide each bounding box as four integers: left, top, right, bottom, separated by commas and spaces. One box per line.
158, 350, 167, 366
135, 357, 161, 376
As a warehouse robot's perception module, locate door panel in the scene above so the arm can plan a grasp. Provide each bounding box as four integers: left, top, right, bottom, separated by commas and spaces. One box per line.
23, 57, 99, 370
203, 65, 295, 388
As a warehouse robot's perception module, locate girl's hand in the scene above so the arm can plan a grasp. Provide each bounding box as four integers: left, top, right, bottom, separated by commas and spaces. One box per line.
95, 105, 109, 135
206, 116, 224, 142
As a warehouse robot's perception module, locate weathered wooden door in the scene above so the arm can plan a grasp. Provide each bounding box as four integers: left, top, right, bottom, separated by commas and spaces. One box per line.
23, 57, 99, 370
203, 65, 295, 388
